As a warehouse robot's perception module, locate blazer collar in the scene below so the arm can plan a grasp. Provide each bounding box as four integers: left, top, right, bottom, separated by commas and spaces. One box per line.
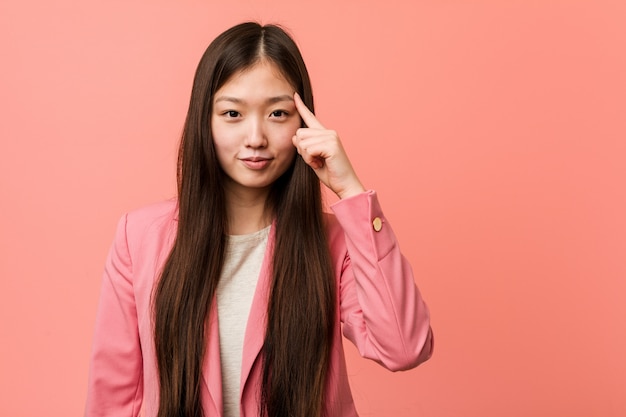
239, 223, 275, 391
202, 302, 223, 416
201, 223, 275, 410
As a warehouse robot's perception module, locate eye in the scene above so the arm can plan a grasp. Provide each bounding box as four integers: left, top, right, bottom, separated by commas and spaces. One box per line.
224, 110, 240, 118
270, 110, 288, 118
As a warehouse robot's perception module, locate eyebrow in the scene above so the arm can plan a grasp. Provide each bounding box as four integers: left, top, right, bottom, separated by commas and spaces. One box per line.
214, 94, 294, 105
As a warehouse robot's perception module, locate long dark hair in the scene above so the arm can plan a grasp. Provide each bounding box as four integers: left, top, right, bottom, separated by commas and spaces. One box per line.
152, 22, 336, 417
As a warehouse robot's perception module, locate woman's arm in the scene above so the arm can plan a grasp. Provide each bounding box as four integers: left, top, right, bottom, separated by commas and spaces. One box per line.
85, 214, 143, 417
293, 93, 433, 370
332, 191, 433, 371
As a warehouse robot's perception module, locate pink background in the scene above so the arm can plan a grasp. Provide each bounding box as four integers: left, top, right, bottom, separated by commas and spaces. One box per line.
1, 1, 625, 416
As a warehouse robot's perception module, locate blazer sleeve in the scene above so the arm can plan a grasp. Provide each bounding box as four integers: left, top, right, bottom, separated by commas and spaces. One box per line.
331, 190, 433, 371
85, 214, 143, 417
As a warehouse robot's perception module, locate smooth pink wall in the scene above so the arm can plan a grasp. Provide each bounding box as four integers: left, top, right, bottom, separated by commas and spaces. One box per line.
1, 1, 624, 416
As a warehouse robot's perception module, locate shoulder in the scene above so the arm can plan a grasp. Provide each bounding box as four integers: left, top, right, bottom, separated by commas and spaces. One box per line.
323, 211, 347, 257
125, 199, 178, 226
323, 211, 342, 237
119, 199, 178, 249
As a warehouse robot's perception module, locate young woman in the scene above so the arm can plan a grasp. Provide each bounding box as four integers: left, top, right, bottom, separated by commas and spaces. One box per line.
85, 22, 433, 417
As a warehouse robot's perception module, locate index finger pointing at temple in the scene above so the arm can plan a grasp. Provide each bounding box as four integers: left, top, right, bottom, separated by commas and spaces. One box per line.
294, 92, 325, 129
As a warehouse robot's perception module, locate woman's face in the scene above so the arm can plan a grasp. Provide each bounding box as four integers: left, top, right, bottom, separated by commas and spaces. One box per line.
211, 60, 300, 199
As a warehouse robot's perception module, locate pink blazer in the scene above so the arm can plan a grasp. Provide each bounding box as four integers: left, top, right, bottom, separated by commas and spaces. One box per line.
85, 191, 433, 417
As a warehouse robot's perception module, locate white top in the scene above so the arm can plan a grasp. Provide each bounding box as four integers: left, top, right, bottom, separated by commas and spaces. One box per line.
216, 226, 270, 417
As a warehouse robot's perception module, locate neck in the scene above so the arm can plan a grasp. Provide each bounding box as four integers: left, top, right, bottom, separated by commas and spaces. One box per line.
225, 186, 272, 235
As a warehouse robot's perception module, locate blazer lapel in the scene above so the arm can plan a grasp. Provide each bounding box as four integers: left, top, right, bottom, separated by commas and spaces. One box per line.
200, 224, 275, 412
202, 301, 223, 416
239, 224, 275, 394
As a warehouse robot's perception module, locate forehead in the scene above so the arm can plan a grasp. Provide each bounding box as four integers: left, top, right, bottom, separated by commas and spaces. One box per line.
215, 60, 295, 100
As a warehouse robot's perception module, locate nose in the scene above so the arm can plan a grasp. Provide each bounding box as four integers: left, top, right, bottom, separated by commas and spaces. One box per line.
244, 118, 267, 148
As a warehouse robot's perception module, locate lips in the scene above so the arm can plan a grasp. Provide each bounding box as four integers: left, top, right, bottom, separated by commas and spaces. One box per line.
240, 156, 272, 170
